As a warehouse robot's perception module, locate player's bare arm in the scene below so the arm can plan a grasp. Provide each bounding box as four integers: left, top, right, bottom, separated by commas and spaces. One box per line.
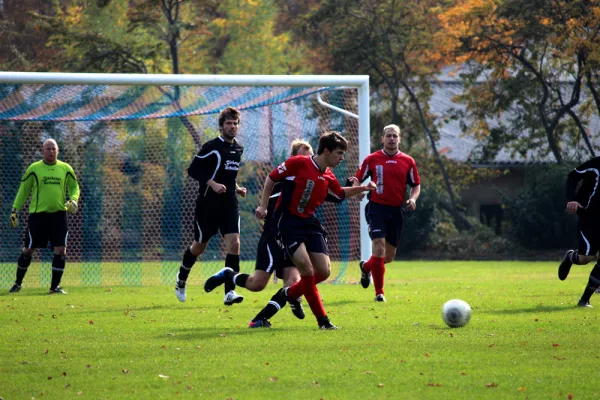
406, 184, 421, 211
255, 175, 275, 219
342, 180, 376, 198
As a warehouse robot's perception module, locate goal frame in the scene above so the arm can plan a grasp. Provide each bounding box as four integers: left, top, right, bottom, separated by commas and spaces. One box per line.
0, 71, 372, 262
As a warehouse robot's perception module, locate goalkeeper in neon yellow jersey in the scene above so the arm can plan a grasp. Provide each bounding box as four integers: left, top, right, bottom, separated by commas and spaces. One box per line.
8, 138, 80, 295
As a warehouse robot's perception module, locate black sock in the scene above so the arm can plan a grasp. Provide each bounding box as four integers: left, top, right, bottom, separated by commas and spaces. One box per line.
233, 273, 249, 288
253, 289, 287, 322
51, 254, 66, 289
224, 254, 240, 293
178, 248, 197, 284
15, 252, 32, 285
580, 263, 600, 303
570, 250, 583, 265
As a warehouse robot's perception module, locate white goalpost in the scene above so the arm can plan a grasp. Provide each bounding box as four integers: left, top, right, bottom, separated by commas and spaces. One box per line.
0, 72, 371, 287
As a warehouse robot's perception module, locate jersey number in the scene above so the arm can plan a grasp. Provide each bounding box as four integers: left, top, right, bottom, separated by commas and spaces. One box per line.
375, 165, 384, 194
297, 179, 315, 214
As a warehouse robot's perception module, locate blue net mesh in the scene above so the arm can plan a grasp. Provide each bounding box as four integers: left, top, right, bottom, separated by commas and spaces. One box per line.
0, 84, 361, 288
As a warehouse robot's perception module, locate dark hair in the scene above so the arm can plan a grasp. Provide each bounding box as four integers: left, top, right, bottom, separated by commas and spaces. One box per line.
218, 107, 241, 127
317, 131, 348, 155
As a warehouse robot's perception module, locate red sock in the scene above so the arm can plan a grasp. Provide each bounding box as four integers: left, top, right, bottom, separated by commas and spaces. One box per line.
287, 279, 304, 299
363, 257, 374, 274
300, 275, 326, 319
371, 257, 385, 295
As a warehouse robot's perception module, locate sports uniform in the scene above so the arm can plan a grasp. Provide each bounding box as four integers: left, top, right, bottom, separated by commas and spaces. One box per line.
188, 136, 244, 242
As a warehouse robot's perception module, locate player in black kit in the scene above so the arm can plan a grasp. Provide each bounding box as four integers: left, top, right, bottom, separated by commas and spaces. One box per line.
557, 156, 600, 307
175, 107, 247, 306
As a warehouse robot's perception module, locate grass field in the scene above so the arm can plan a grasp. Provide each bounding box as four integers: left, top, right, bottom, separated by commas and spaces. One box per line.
1, 260, 599, 399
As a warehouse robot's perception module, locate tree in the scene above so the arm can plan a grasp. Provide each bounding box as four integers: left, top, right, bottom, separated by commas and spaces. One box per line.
439, 0, 600, 163
300, 0, 472, 230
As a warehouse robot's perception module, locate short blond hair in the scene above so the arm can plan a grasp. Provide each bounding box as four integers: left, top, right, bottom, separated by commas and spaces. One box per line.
290, 139, 313, 156
383, 124, 401, 136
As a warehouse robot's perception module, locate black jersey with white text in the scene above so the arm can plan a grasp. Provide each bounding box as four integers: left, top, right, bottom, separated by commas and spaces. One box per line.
188, 136, 243, 206
566, 156, 600, 215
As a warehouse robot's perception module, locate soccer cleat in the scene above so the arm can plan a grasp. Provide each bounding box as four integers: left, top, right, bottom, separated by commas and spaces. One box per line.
577, 300, 593, 308
204, 267, 234, 293
49, 286, 67, 295
9, 283, 21, 293
288, 297, 306, 319
175, 280, 186, 302
359, 260, 371, 289
318, 316, 338, 330
375, 294, 386, 302
558, 250, 574, 281
224, 290, 244, 306
248, 319, 272, 328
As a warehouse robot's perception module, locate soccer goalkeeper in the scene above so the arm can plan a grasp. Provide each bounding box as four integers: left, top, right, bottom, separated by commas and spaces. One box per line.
8, 138, 80, 294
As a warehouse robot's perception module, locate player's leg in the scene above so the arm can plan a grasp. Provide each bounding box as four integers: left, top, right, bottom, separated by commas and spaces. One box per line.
284, 235, 336, 329
372, 210, 404, 302
222, 232, 244, 305
360, 202, 386, 290
282, 266, 304, 319
209, 232, 274, 293
248, 239, 303, 327
575, 218, 600, 307
249, 269, 286, 328
10, 247, 33, 293
558, 218, 595, 281
175, 214, 213, 302
48, 212, 68, 294
10, 214, 42, 293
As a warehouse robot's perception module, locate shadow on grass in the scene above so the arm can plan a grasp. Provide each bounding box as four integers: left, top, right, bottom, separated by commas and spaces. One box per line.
482, 304, 574, 314
323, 299, 360, 307
172, 326, 306, 340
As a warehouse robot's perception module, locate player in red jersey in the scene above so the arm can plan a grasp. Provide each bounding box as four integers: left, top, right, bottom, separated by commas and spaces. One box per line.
355, 124, 421, 302
256, 131, 375, 329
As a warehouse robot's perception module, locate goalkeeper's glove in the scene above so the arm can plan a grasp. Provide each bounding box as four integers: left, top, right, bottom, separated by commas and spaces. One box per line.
9, 209, 19, 228
66, 200, 78, 214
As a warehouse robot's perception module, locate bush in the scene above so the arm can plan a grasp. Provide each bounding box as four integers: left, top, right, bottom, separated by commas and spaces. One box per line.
503, 165, 578, 250
397, 187, 438, 255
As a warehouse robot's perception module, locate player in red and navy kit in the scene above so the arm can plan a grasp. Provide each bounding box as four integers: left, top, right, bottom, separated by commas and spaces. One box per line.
355, 124, 421, 302
174, 107, 247, 306
255, 131, 375, 329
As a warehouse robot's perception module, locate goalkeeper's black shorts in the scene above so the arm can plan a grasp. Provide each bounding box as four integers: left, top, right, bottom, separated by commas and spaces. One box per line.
24, 211, 68, 249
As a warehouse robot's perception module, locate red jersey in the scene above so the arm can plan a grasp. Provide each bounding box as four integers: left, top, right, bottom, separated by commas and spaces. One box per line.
355, 150, 420, 207
269, 155, 345, 218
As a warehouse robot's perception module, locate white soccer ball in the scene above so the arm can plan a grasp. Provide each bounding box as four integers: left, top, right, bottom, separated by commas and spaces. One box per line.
442, 299, 471, 328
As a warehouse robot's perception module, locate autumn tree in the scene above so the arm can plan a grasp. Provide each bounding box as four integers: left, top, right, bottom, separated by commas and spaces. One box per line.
299, 0, 472, 230
439, 0, 600, 163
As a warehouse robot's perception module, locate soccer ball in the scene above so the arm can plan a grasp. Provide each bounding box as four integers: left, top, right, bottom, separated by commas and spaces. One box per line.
442, 299, 471, 328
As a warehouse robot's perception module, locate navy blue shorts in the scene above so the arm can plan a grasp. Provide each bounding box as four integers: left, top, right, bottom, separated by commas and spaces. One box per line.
194, 203, 240, 243
365, 201, 405, 247
25, 211, 68, 249
275, 213, 328, 258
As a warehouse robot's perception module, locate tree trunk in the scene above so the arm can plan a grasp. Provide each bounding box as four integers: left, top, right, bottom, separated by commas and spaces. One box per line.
567, 109, 595, 158
401, 82, 472, 231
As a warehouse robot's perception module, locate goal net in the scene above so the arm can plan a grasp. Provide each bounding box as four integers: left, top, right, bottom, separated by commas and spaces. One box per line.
0, 75, 368, 288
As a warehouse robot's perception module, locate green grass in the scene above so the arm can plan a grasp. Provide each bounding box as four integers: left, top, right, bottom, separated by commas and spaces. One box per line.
1, 261, 599, 399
